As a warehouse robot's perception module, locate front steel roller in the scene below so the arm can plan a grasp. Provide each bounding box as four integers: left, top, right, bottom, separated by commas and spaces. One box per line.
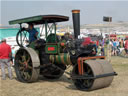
14, 48, 40, 83
72, 60, 115, 91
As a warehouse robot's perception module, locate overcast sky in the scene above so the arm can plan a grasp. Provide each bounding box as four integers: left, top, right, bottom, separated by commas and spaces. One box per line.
1, 0, 128, 26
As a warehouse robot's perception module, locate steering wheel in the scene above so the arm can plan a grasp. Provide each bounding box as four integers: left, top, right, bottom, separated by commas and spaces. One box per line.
16, 28, 29, 47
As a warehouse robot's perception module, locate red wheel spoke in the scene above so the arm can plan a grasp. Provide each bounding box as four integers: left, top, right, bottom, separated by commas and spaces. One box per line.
19, 67, 24, 71
27, 65, 32, 69
27, 57, 30, 63
19, 60, 24, 64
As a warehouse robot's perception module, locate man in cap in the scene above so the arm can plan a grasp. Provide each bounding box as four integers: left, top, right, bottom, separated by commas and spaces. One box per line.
28, 24, 38, 43
22, 23, 38, 43
0, 39, 13, 80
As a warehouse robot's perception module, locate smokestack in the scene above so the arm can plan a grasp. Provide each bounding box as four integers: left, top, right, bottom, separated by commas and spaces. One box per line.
72, 10, 80, 39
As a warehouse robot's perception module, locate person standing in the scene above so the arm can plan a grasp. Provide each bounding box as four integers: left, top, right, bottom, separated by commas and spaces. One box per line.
28, 24, 38, 43
116, 39, 120, 55
112, 39, 117, 56
0, 39, 13, 80
11, 46, 15, 65
124, 38, 128, 54
101, 39, 105, 56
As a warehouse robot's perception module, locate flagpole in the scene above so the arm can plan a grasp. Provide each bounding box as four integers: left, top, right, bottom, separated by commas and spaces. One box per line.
103, 16, 112, 62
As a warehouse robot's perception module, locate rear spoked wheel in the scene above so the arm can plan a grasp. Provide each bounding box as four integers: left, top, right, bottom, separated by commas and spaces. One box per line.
15, 48, 40, 82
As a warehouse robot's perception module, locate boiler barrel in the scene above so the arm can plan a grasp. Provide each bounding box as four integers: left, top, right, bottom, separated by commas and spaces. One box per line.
49, 53, 72, 65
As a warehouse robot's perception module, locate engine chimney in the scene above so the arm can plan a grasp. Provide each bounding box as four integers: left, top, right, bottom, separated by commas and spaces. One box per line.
72, 10, 80, 39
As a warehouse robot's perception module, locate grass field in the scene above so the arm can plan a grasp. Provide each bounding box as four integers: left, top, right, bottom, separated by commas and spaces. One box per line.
0, 56, 128, 96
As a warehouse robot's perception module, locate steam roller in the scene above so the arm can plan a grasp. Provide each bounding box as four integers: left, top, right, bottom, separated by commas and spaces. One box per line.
9, 9, 117, 91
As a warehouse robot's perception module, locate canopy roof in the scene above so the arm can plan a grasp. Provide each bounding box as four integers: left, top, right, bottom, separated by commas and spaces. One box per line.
9, 15, 69, 25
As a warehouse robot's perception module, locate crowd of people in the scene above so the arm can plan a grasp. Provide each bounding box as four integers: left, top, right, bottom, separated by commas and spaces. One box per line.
76, 35, 128, 57
94, 37, 128, 56
109, 37, 128, 56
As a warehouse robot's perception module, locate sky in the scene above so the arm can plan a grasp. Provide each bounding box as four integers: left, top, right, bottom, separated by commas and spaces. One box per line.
1, 0, 128, 26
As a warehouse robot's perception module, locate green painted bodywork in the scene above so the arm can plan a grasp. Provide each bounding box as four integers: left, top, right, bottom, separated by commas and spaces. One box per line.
47, 34, 58, 43
29, 41, 39, 54
29, 42, 36, 49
